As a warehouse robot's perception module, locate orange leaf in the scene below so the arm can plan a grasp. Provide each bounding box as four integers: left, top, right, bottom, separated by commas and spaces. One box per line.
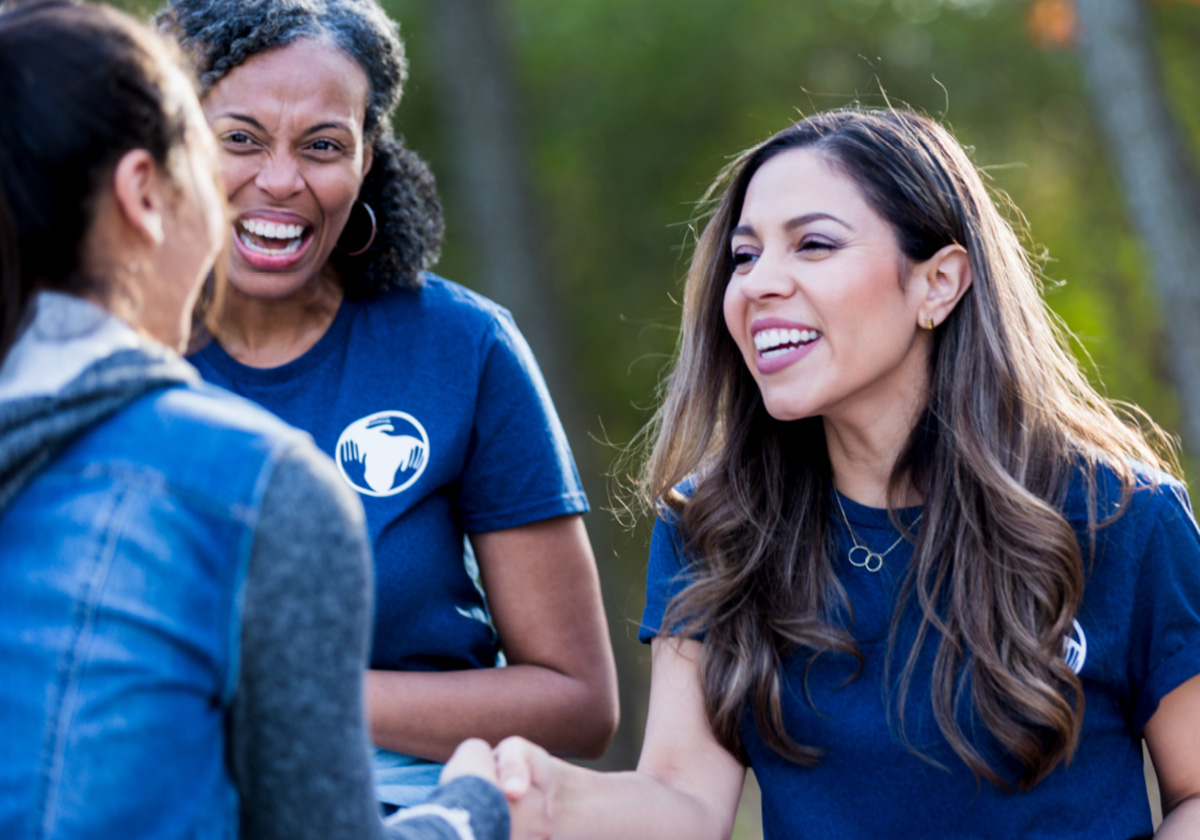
1027, 0, 1077, 49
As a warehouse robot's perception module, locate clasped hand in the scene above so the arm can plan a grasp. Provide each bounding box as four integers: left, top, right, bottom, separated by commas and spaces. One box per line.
441, 737, 555, 840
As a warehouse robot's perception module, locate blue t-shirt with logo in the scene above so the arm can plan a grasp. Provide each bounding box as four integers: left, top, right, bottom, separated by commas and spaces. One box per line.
191, 275, 588, 673
641, 464, 1200, 839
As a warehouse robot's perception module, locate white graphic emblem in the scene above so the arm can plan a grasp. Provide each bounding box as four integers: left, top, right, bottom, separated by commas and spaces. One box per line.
335, 411, 429, 497
1063, 619, 1087, 674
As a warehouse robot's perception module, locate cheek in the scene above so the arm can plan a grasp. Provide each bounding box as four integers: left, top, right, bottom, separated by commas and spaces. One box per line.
219, 156, 258, 201
722, 280, 747, 351
311, 167, 366, 219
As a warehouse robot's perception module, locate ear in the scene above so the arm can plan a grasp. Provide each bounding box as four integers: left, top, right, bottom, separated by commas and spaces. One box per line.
912, 243, 972, 330
111, 149, 167, 246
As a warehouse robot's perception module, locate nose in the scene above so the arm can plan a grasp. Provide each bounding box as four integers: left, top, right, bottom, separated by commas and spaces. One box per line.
736, 250, 795, 301
254, 153, 305, 200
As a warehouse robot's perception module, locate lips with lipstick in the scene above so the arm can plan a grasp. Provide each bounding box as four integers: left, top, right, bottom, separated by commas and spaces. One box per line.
748, 322, 823, 375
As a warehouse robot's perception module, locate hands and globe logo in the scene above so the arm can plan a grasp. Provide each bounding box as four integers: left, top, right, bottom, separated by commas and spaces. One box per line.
335, 411, 430, 497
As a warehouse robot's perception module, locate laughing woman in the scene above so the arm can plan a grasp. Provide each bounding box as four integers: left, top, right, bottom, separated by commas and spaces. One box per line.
155, 0, 618, 810
492, 108, 1200, 839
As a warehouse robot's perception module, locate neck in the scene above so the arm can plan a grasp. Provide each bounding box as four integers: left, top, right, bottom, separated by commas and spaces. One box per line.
212, 269, 343, 368
823, 386, 928, 509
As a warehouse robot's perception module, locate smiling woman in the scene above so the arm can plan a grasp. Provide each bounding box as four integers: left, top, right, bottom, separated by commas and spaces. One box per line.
202, 37, 372, 309
155, 0, 618, 813
488, 107, 1200, 840
723, 150, 955, 427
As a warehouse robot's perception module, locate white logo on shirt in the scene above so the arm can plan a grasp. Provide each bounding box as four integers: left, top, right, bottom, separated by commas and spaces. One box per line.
1063, 619, 1088, 674
335, 411, 429, 497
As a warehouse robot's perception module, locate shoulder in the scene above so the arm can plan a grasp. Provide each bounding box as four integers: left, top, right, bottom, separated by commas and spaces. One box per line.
1061, 457, 1196, 560
138, 378, 311, 451
1062, 456, 1189, 524
82, 379, 324, 502
650, 478, 700, 554
364, 273, 514, 335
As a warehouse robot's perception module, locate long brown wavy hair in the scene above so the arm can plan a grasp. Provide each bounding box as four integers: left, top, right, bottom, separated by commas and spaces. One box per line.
642, 107, 1179, 790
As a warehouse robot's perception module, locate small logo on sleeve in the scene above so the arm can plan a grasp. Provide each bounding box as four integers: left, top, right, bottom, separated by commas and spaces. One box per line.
335, 411, 429, 497
1063, 619, 1087, 674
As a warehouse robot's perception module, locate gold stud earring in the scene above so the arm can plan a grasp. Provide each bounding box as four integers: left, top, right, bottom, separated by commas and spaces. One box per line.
924, 316, 935, 331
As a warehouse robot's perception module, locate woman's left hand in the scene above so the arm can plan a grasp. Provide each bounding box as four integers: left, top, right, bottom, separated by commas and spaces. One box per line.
440, 738, 500, 786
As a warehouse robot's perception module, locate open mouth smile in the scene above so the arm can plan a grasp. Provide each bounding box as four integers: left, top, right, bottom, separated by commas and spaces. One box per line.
750, 324, 823, 374
233, 216, 315, 269
754, 327, 821, 358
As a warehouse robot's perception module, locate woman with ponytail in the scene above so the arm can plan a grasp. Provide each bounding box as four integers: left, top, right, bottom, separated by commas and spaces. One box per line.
155, 0, 618, 811
492, 107, 1200, 839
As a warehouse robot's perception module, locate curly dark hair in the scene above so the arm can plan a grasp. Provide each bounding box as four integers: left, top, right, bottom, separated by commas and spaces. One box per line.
155, 0, 442, 295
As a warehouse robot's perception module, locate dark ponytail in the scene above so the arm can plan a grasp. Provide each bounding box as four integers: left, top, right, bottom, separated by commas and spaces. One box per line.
0, 0, 189, 363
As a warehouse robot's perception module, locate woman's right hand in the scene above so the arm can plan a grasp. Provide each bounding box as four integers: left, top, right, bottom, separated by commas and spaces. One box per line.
479, 640, 746, 840
494, 736, 555, 840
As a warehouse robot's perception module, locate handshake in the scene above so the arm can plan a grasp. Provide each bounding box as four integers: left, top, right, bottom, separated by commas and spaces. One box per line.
440, 737, 558, 840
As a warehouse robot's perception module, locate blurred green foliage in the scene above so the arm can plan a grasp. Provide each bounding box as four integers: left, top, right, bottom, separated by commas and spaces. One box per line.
109, 0, 1200, 505
378, 0, 1200, 487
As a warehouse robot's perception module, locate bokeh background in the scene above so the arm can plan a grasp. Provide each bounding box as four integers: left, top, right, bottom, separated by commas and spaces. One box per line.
109, 0, 1200, 835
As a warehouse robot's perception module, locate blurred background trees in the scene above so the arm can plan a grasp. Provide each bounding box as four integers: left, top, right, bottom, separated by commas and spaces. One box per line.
109, 0, 1200, 834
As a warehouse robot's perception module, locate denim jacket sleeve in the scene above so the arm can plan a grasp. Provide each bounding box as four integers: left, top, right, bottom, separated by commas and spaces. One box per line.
232, 446, 506, 840
230, 443, 509, 840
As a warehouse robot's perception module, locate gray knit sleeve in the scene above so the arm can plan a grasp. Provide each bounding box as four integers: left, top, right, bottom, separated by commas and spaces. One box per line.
230, 443, 509, 840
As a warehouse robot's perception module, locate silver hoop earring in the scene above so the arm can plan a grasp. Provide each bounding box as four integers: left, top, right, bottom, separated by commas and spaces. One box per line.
337, 201, 377, 256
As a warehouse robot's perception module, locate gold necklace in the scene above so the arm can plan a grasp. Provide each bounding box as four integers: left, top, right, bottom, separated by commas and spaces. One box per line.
833, 492, 921, 573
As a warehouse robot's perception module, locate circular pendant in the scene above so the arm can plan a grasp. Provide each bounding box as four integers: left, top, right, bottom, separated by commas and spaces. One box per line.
848, 546, 883, 573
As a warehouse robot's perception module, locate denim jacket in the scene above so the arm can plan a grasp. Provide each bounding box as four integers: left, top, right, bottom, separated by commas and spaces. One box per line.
0, 358, 307, 838
0, 295, 511, 840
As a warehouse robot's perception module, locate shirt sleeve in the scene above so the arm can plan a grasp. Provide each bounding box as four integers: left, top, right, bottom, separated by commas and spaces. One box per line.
454, 310, 588, 534
638, 513, 696, 644
230, 443, 509, 840
1128, 479, 1200, 733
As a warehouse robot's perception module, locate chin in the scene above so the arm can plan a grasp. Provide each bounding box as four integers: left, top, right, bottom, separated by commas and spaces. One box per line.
226, 269, 313, 302
759, 397, 816, 424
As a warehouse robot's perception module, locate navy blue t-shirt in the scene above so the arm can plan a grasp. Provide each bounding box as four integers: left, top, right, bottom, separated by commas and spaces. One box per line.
641, 464, 1200, 839
192, 275, 588, 673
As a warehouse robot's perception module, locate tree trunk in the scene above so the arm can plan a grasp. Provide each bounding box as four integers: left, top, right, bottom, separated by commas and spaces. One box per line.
422, 0, 646, 770
1075, 0, 1200, 456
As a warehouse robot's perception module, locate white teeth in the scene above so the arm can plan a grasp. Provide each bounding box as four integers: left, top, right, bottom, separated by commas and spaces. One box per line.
753, 327, 821, 353
238, 229, 304, 256
239, 219, 305, 240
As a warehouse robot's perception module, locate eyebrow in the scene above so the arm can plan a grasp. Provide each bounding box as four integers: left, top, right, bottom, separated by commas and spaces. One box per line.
214, 113, 357, 137
732, 212, 854, 237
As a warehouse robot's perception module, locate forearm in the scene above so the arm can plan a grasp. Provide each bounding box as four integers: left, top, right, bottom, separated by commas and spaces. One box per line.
537, 759, 732, 840
366, 663, 617, 761
1156, 797, 1200, 838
